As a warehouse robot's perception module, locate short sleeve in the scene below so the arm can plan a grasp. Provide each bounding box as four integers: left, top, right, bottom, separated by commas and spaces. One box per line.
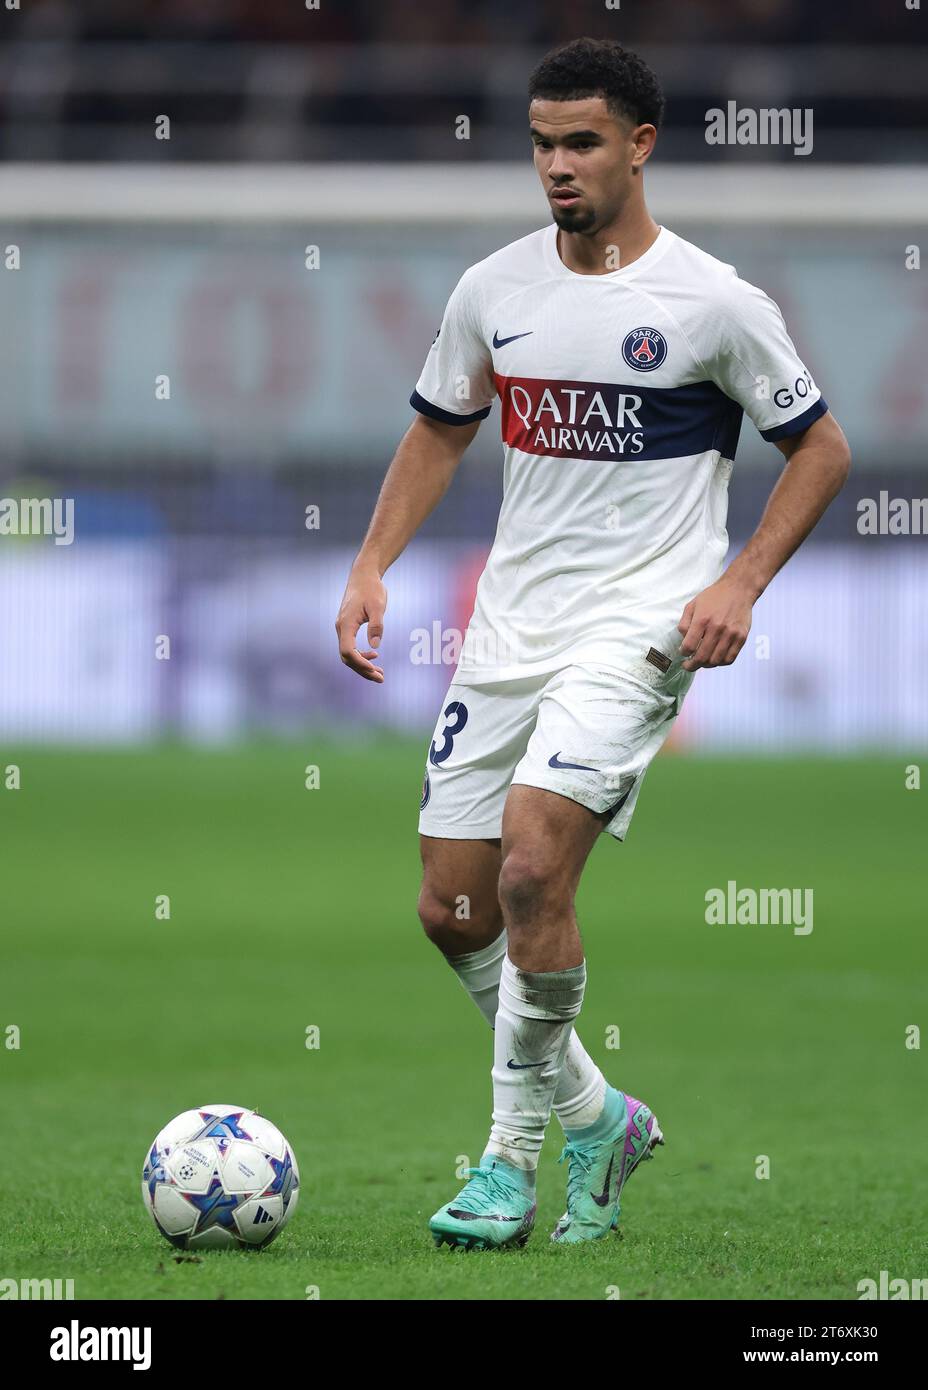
709, 276, 827, 442
410, 268, 496, 425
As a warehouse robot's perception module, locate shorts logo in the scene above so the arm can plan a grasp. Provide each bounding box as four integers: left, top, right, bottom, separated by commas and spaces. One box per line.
622, 327, 667, 372
420, 771, 431, 810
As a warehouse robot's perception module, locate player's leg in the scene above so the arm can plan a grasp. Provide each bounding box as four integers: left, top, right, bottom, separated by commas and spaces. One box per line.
418, 835, 502, 958
484, 784, 604, 1177
485, 664, 675, 1243
428, 787, 605, 1249
418, 676, 546, 1248
419, 830, 621, 1126
419, 678, 610, 1248
417, 674, 525, 1038
418, 833, 505, 1025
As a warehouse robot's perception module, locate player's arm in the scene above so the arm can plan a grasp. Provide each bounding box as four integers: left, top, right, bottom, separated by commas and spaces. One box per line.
336, 413, 481, 682
679, 410, 850, 670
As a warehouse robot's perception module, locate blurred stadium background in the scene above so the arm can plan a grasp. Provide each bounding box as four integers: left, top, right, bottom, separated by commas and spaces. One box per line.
0, 0, 926, 752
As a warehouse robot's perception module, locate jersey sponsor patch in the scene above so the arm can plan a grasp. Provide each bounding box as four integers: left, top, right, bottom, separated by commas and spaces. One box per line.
494, 373, 742, 463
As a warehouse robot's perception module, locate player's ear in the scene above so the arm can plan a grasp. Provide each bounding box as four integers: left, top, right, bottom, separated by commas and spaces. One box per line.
631, 123, 657, 172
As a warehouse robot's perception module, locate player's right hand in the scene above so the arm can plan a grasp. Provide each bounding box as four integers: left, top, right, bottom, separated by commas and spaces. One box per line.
335, 564, 387, 682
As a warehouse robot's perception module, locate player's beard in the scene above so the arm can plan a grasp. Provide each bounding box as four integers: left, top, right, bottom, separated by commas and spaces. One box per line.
550, 200, 598, 234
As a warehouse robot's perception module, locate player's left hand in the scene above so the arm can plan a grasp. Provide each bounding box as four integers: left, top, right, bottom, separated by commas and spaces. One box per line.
677, 576, 753, 671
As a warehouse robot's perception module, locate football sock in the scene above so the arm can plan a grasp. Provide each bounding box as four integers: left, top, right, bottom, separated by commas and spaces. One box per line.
444, 931, 606, 1131
484, 953, 586, 1173
562, 1080, 626, 1144
554, 1037, 608, 1132
444, 932, 506, 1028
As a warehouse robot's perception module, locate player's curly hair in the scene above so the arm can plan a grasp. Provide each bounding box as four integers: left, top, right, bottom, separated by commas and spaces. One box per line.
528, 37, 665, 131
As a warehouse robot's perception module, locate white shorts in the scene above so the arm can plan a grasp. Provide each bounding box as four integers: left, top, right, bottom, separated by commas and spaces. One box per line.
418, 662, 690, 843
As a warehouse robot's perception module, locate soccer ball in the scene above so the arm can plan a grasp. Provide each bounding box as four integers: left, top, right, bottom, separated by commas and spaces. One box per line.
142, 1103, 300, 1250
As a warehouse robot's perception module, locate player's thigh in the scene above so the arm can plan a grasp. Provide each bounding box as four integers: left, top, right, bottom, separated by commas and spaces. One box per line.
418, 833, 503, 952
500, 784, 604, 905
510, 663, 681, 845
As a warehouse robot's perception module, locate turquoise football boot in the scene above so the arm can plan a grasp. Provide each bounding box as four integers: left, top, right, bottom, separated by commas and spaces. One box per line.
550, 1088, 663, 1244
429, 1154, 537, 1251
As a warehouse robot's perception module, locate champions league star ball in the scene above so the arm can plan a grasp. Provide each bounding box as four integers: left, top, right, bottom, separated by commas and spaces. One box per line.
142, 1104, 299, 1250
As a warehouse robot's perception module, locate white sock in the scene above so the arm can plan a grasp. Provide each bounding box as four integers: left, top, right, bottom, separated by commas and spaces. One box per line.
485, 953, 587, 1172
444, 931, 606, 1131
554, 1033, 608, 1131
445, 933, 506, 1028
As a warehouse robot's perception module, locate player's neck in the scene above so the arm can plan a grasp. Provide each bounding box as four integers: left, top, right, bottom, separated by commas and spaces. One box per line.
556, 205, 660, 277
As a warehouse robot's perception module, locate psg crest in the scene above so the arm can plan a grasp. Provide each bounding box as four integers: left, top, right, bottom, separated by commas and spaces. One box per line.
622, 326, 667, 372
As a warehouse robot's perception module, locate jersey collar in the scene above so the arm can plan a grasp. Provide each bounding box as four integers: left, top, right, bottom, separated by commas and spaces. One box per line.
544, 222, 673, 281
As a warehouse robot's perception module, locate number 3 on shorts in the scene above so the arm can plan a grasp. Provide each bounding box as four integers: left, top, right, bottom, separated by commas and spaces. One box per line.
429, 700, 469, 766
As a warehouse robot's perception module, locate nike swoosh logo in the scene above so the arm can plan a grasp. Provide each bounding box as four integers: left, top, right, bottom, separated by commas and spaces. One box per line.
507, 1059, 545, 1070
591, 1154, 615, 1208
492, 330, 533, 348
548, 752, 595, 771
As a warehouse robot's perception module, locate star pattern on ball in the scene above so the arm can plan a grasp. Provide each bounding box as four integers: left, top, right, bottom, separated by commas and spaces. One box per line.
183, 1176, 242, 1232
144, 1144, 167, 1202
263, 1149, 296, 1204
192, 1110, 253, 1153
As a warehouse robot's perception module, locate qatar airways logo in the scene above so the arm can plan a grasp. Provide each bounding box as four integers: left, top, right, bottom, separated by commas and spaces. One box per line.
497, 374, 645, 461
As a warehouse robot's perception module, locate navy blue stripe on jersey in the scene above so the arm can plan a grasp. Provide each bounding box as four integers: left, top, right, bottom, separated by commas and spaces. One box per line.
410, 389, 492, 426
760, 397, 828, 442
494, 373, 744, 464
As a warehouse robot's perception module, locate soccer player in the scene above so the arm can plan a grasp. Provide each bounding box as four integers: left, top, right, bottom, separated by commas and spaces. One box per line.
336, 37, 850, 1249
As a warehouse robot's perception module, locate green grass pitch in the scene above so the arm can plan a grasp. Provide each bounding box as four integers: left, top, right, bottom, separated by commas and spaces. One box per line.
1, 742, 925, 1300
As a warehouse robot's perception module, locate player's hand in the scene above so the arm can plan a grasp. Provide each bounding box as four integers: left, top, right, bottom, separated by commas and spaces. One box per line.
677, 575, 753, 671
336, 564, 387, 682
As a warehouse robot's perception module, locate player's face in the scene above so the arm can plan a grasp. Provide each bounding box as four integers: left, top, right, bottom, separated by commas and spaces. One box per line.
529, 97, 645, 234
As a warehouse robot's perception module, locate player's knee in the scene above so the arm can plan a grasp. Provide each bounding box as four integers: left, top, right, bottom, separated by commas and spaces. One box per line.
418, 884, 447, 940
418, 882, 501, 950
497, 849, 562, 923
418, 884, 467, 947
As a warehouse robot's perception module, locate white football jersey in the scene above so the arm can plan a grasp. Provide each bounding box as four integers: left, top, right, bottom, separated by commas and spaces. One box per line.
411, 224, 826, 686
